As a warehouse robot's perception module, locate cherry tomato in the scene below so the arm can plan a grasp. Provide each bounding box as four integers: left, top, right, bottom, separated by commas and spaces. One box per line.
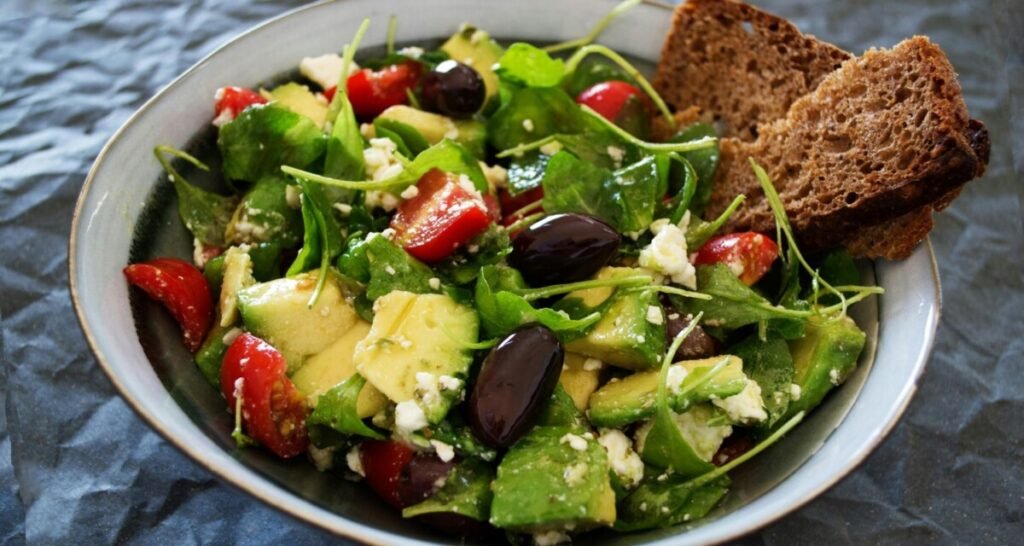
482, 193, 503, 223
123, 257, 213, 352
693, 232, 779, 286
323, 86, 337, 102
360, 440, 417, 509
346, 62, 422, 119
220, 333, 309, 458
213, 86, 267, 121
576, 80, 644, 122
498, 187, 544, 218
390, 169, 492, 262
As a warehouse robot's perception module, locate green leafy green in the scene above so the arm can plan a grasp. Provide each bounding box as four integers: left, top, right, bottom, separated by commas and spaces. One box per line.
685, 195, 746, 250
615, 474, 730, 531
563, 58, 635, 97
474, 265, 602, 339
219, 104, 326, 184
286, 193, 322, 276
670, 123, 720, 214
611, 155, 665, 233
506, 152, 549, 196
675, 265, 809, 331
433, 225, 511, 286
373, 117, 430, 157
307, 374, 384, 439
402, 458, 495, 521
337, 232, 371, 284
807, 250, 862, 306
286, 180, 344, 306
494, 43, 565, 88
421, 418, 497, 462
324, 91, 366, 181
364, 234, 438, 300
406, 140, 488, 192
225, 176, 303, 248
194, 324, 233, 386
154, 146, 237, 247
728, 334, 795, 427
487, 87, 584, 151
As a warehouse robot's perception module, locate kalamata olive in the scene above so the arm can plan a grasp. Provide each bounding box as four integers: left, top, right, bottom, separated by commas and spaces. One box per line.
396, 454, 456, 507
468, 325, 565, 448
508, 213, 621, 287
665, 307, 720, 361
419, 60, 485, 118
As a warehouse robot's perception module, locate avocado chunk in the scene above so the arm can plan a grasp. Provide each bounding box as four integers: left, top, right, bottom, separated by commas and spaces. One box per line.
636, 404, 732, 466
289, 320, 388, 418
562, 268, 666, 370
587, 356, 748, 428
353, 290, 478, 423
781, 314, 866, 423
237, 270, 359, 370
490, 427, 615, 532
376, 105, 486, 159
216, 246, 255, 327
558, 353, 602, 412
440, 25, 503, 102
269, 82, 329, 128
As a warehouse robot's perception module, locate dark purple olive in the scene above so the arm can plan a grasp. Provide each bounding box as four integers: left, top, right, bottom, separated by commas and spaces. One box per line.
468, 325, 564, 448
508, 213, 621, 287
665, 308, 721, 361
419, 60, 485, 118
396, 454, 455, 507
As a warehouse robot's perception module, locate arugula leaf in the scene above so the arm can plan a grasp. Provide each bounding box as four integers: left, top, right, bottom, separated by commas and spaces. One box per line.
402, 458, 495, 521
728, 333, 795, 428
807, 249, 861, 305
287, 180, 344, 286
612, 154, 664, 233
674, 265, 808, 332
474, 265, 602, 339
487, 87, 584, 151
324, 92, 366, 181
615, 474, 730, 531
685, 194, 746, 250
364, 234, 438, 300
307, 374, 384, 439
670, 123, 720, 214
506, 151, 549, 196
373, 117, 430, 157
219, 104, 326, 184
286, 192, 322, 276
563, 57, 635, 96
494, 43, 565, 88
154, 146, 237, 247
337, 232, 371, 284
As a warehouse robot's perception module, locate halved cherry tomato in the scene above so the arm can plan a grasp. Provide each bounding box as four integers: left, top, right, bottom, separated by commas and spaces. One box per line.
346, 62, 422, 119
693, 232, 779, 286
360, 440, 417, 509
323, 86, 337, 102
576, 80, 644, 122
482, 193, 503, 223
390, 169, 492, 262
498, 187, 544, 218
123, 257, 213, 352
213, 86, 267, 121
221, 333, 309, 458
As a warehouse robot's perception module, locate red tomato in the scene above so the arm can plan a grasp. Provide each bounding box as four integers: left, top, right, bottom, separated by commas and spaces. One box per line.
482, 193, 503, 223
576, 80, 644, 121
693, 232, 779, 286
346, 62, 422, 119
214, 86, 267, 121
498, 187, 544, 218
360, 440, 417, 509
323, 86, 337, 102
220, 333, 309, 458
390, 169, 492, 262
123, 257, 213, 352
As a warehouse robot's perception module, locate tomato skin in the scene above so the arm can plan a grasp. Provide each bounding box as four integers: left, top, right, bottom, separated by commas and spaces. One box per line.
390, 169, 493, 262
346, 62, 422, 119
575, 80, 644, 121
123, 258, 213, 352
693, 232, 779, 286
360, 440, 417, 509
323, 86, 337, 102
214, 86, 267, 120
498, 187, 544, 218
220, 333, 309, 459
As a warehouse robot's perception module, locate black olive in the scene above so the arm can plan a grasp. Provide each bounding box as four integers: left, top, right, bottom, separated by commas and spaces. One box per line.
665, 306, 721, 361
396, 453, 455, 508
419, 60, 485, 118
468, 325, 564, 448
508, 213, 621, 287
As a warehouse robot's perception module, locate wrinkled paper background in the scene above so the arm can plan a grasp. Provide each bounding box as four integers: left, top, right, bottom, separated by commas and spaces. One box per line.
1, 0, 1021, 544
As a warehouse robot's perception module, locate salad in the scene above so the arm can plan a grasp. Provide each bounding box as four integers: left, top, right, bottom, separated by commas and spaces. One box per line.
124, 2, 883, 542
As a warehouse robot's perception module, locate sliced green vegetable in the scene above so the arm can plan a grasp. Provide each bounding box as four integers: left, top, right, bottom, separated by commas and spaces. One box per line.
219, 104, 326, 184
307, 374, 384, 439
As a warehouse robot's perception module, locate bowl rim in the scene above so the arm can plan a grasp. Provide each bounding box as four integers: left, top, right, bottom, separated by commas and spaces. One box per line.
68, 0, 943, 543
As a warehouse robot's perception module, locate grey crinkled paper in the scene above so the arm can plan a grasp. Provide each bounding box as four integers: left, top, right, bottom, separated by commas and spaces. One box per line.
1, 0, 1021, 545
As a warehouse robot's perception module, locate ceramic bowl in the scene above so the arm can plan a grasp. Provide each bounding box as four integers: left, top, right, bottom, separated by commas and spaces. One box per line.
70, 0, 941, 543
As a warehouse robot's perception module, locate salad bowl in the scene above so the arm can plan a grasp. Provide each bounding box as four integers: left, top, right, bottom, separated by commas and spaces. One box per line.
69, 0, 941, 543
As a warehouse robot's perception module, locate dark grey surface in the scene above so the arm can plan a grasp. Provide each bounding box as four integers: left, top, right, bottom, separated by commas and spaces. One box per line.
1, 0, 1021, 544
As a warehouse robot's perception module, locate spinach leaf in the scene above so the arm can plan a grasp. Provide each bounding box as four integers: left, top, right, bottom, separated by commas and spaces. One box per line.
422, 417, 498, 462
563, 58, 634, 97
286, 193, 322, 276
225, 176, 303, 248
287, 180, 344, 284
615, 475, 730, 531
670, 123, 719, 214
337, 232, 371, 284
364, 234, 438, 300
307, 374, 384, 439
506, 152, 549, 196
402, 458, 495, 521
373, 117, 430, 157
487, 87, 583, 151
432, 224, 511, 286
154, 147, 237, 247
407, 140, 488, 192
494, 43, 565, 88
675, 265, 808, 332
807, 249, 861, 305
219, 104, 326, 184
612, 154, 664, 233
323, 91, 365, 181
474, 265, 601, 339
728, 333, 795, 428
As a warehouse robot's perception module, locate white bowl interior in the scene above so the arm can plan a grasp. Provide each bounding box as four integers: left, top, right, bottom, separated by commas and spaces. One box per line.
70, 1, 939, 544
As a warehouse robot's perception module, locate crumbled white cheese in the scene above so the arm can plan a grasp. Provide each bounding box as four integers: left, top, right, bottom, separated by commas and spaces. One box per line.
333, 202, 352, 216
363, 136, 403, 183
212, 108, 234, 127
563, 461, 589, 486
428, 277, 442, 291
415, 372, 442, 407
346, 446, 365, 477
299, 53, 352, 90
285, 184, 302, 209
430, 439, 456, 462
582, 358, 603, 372
539, 141, 564, 156
522, 118, 535, 132
456, 174, 480, 197
829, 368, 841, 385
606, 145, 625, 168
438, 374, 462, 391
638, 212, 697, 289
359, 122, 374, 138
712, 380, 768, 424
533, 530, 570, 546
221, 327, 243, 346
666, 365, 689, 394
789, 383, 802, 401
365, 190, 400, 211
397, 46, 424, 59
646, 305, 664, 325
400, 185, 420, 199
308, 444, 336, 472
479, 161, 508, 191
384, 265, 396, 275
560, 433, 589, 452
597, 429, 644, 488
394, 400, 428, 434
469, 29, 488, 46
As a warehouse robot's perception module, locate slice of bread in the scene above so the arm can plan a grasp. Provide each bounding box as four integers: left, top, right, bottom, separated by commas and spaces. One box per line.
653, 0, 989, 259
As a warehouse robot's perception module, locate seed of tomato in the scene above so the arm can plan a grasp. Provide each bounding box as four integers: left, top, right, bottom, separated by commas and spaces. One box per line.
390, 169, 492, 262
346, 62, 422, 119
693, 232, 779, 286
123, 257, 213, 352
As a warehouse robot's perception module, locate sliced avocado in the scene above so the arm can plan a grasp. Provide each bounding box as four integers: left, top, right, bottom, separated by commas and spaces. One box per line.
216, 246, 254, 327
636, 404, 732, 467
587, 356, 747, 428
563, 270, 665, 370
237, 270, 359, 370
376, 105, 486, 159
559, 353, 602, 412
353, 290, 478, 423
195, 324, 235, 387
224, 176, 303, 248
490, 426, 615, 531
780, 314, 866, 424
441, 25, 503, 102
290, 320, 389, 418
269, 82, 329, 128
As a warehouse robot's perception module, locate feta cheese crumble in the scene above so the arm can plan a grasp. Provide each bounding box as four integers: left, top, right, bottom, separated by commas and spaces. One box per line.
479, 161, 508, 191
400, 185, 419, 199
533, 530, 570, 546
598, 429, 644, 488
430, 439, 456, 462
712, 380, 768, 424
646, 305, 664, 325
308, 444, 336, 472
522, 118, 535, 132
394, 400, 428, 434
638, 212, 697, 289
582, 358, 603, 372
345, 446, 365, 477
666, 365, 689, 394
635, 405, 732, 461
560, 433, 589, 452
606, 145, 625, 168
789, 383, 802, 401
428, 277, 442, 290
563, 461, 588, 486
299, 53, 353, 91
539, 141, 564, 156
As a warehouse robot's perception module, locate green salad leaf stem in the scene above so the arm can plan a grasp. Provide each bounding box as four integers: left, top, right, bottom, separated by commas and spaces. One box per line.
543, 0, 642, 53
